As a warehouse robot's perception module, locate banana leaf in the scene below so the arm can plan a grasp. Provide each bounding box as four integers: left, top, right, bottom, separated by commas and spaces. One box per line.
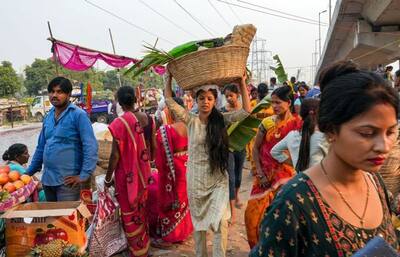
271, 54, 288, 84
227, 96, 271, 151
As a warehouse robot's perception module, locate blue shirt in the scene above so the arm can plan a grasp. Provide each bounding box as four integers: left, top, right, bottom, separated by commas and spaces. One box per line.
306, 87, 321, 98
27, 103, 98, 186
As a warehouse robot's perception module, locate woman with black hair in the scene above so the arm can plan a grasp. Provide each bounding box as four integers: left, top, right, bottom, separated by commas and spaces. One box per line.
3, 144, 46, 201
294, 83, 310, 114
2, 144, 30, 174
271, 98, 328, 172
251, 61, 399, 256
104, 85, 155, 257
165, 73, 250, 257
221, 84, 246, 224
245, 85, 302, 248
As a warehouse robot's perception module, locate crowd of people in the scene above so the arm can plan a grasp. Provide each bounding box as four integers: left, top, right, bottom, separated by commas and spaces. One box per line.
2, 60, 400, 257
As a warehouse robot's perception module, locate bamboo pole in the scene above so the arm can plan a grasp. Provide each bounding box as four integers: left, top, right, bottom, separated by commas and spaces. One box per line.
47, 21, 59, 75
108, 28, 122, 88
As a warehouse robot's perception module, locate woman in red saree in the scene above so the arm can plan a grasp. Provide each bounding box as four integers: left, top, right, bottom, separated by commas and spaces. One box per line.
105, 86, 152, 257
244, 86, 302, 249
154, 97, 193, 243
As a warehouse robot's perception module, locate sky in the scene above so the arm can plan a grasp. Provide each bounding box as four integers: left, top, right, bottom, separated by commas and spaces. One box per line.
0, 0, 336, 83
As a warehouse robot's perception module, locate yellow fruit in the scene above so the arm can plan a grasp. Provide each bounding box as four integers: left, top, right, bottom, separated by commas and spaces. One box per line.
20, 175, 31, 185
13, 180, 25, 190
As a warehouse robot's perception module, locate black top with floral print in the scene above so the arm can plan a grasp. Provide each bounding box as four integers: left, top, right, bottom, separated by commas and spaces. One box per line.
249, 173, 398, 257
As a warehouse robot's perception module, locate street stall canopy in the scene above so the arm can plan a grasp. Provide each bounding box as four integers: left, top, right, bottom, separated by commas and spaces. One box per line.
49, 38, 166, 75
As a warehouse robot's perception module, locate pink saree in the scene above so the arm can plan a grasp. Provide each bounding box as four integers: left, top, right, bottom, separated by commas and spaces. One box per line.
108, 112, 151, 257
154, 125, 193, 243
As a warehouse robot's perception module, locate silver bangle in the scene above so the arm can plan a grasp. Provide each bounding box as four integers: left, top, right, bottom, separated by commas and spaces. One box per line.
104, 177, 113, 183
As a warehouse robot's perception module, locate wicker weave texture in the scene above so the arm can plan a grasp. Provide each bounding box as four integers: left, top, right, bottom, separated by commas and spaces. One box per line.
167, 45, 249, 90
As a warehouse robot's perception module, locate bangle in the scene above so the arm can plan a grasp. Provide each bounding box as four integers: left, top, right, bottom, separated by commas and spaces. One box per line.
104, 176, 113, 184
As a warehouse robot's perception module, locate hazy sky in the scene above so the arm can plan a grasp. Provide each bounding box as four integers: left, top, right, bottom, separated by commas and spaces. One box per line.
1, 0, 335, 82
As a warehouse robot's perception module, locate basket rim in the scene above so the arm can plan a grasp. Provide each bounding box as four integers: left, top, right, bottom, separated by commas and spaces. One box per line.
167, 45, 249, 69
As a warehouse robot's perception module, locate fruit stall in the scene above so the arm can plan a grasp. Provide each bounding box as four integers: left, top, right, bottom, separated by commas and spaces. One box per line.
0, 165, 90, 257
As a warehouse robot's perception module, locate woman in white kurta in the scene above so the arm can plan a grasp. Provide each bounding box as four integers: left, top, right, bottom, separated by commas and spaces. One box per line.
271, 98, 328, 172
164, 73, 250, 257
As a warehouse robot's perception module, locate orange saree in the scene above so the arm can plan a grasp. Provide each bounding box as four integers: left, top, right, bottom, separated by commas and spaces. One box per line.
245, 114, 302, 249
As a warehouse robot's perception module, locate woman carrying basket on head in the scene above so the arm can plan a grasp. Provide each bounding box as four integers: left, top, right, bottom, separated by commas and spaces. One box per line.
164, 71, 251, 257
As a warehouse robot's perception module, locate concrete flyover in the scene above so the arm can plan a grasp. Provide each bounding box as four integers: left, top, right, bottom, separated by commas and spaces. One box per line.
317, 0, 400, 77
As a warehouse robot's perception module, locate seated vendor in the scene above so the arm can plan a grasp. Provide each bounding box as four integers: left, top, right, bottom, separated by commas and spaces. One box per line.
2, 144, 46, 201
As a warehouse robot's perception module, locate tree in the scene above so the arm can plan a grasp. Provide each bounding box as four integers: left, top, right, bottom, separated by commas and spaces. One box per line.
24, 58, 105, 95
24, 58, 56, 95
0, 61, 22, 97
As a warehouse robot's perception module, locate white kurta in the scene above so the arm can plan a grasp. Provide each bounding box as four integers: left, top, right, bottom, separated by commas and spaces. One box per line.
165, 97, 248, 231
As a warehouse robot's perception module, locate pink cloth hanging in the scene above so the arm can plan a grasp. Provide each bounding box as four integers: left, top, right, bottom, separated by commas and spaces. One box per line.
51, 39, 166, 75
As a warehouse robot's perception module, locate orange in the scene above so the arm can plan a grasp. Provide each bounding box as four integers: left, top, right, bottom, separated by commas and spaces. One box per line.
8, 171, 20, 182
3, 182, 16, 193
13, 180, 25, 190
20, 175, 32, 185
0, 173, 9, 185
0, 165, 10, 174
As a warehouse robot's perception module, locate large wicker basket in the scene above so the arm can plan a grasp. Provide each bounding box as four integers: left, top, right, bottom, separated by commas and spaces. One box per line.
167, 45, 250, 90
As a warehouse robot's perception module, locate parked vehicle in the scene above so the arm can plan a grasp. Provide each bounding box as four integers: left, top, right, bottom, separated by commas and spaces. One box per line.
30, 96, 51, 122
31, 93, 111, 124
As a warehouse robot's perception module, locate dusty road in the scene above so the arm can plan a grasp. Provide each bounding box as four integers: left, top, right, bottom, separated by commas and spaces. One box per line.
149, 163, 254, 257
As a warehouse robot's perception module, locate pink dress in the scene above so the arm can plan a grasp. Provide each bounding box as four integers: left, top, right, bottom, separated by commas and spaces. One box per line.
108, 112, 151, 257
153, 124, 193, 242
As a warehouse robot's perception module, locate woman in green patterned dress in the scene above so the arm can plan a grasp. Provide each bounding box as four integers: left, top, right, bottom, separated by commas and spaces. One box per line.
250, 61, 399, 257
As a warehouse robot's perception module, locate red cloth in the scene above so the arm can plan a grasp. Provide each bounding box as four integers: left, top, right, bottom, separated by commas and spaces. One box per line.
153, 125, 193, 243
86, 82, 92, 114
108, 112, 151, 257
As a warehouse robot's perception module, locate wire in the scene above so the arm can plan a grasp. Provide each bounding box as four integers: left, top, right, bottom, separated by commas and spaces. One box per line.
216, 0, 327, 26
237, 0, 328, 25
226, 0, 243, 23
208, 0, 232, 29
173, 0, 216, 37
83, 0, 175, 45
352, 37, 400, 61
138, 0, 198, 38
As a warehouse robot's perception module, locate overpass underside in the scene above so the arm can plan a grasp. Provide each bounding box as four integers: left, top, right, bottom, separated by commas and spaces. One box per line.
318, 0, 400, 74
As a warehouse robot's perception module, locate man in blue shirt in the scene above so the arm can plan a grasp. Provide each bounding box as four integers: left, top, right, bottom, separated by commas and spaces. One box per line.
27, 77, 98, 201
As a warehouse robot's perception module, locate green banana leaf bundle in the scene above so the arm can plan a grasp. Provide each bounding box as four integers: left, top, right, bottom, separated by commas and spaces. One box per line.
227, 96, 271, 151
270, 54, 288, 84
125, 38, 224, 78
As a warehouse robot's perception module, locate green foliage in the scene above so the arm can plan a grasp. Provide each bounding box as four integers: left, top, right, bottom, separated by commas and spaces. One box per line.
24, 59, 55, 95
227, 96, 271, 151
24, 58, 106, 95
271, 55, 288, 84
0, 61, 22, 97
20, 97, 35, 105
